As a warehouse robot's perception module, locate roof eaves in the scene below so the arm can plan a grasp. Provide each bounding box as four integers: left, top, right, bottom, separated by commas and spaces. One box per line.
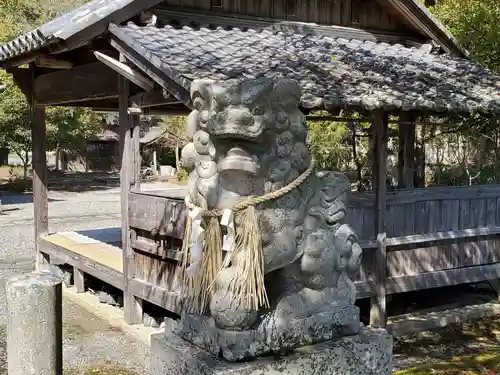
387, 0, 469, 58
0, 0, 166, 64
109, 23, 192, 107
0, 30, 58, 62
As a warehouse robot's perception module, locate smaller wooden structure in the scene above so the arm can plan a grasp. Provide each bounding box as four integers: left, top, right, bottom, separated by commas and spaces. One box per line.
141, 127, 187, 175
1, 0, 500, 329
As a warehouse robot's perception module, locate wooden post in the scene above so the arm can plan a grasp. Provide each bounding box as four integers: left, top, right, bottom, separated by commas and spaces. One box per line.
152, 148, 158, 176
31, 64, 49, 272
73, 266, 85, 293
398, 113, 416, 189
370, 110, 388, 328
175, 140, 180, 173
119, 54, 143, 325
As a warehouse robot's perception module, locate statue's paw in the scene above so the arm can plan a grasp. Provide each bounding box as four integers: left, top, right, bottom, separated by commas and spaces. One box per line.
273, 293, 307, 323
210, 290, 258, 330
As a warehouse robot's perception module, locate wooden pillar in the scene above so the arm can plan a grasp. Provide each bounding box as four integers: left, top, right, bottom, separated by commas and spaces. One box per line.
152, 148, 158, 176
31, 65, 49, 272
397, 113, 416, 189
119, 54, 143, 325
370, 110, 388, 328
175, 141, 180, 173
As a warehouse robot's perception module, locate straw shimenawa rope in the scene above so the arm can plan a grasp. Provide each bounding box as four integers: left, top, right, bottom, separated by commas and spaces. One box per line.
181, 158, 315, 314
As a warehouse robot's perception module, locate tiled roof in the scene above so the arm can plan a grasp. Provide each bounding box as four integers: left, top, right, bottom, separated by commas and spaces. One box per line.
110, 22, 500, 114
0, 0, 163, 62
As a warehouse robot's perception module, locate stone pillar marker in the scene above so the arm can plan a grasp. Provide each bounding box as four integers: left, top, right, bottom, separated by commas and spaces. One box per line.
6, 273, 63, 375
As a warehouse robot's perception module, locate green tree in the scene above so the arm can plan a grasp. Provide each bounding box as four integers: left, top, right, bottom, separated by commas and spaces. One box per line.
0, 74, 32, 176
46, 107, 102, 154
0, 0, 100, 174
431, 0, 500, 73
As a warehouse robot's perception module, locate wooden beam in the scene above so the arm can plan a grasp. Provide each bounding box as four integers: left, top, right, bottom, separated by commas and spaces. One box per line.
370, 110, 389, 328
110, 37, 192, 108
128, 279, 181, 315
129, 89, 179, 108
35, 56, 74, 70
39, 238, 124, 290
356, 263, 500, 298
8, 67, 33, 105
383, 0, 467, 57
94, 51, 155, 91
119, 54, 143, 325
34, 62, 119, 105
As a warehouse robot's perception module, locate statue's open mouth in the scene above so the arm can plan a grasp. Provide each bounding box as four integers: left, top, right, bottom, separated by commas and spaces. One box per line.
218, 146, 260, 176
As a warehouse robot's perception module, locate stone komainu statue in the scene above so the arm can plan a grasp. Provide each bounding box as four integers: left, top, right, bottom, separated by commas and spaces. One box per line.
177, 77, 363, 361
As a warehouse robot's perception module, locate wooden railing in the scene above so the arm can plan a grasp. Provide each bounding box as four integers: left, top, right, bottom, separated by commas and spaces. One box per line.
361, 226, 500, 327
126, 186, 500, 326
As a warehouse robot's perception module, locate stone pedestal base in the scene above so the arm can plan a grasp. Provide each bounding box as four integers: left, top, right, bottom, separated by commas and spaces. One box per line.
151, 327, 393, 375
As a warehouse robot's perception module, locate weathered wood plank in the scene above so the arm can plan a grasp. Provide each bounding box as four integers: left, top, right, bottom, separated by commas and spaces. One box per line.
133, 252, 183, 291
39, 238, 124, 290
359, 226, 500, 250
128, 279, 181, 314
34, 62, 119, 105
370, 233, 387, 327
349, 184, 500, 208
131, 238, 183, 261
74, 266, 85, 293
386, 226, 500, 247
486, 198, 497, 226
129, 89, 178, 108
388, 245, 458, 277
119, 56, 143, 325
370, 110, 388, 328
129, 192, 186, 238
356, 263, 500, 298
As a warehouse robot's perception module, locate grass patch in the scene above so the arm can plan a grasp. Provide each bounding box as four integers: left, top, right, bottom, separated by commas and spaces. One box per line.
394, 317, 500, 375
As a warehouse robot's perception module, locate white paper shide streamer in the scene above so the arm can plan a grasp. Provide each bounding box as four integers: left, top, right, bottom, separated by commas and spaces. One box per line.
220, 208, 235, 267
186, 207, 205, 278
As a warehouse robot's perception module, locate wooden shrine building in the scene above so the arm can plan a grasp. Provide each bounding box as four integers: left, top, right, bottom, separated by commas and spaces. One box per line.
1, 0, 500, 328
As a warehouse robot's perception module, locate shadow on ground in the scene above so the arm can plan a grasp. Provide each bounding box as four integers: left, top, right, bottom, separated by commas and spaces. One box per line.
394, 317, 500, 375
0, 194, 63, 205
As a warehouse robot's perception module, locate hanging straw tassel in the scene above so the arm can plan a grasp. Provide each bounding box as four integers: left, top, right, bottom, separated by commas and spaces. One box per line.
195, 215, 223, 314
181, 214, 223, 314
230, 206, 269, 311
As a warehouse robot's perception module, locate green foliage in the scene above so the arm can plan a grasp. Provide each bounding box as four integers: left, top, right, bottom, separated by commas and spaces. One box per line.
0, 72, 31, 173
0, 0, 100, 171
431, 0, 500, 73
308, 120, 350, 170
160, 116, 188, 138
46, 107, 102, 152
176, 168, 188, 182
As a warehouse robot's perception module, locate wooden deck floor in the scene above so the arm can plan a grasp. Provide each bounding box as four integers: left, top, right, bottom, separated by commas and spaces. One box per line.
40, 228, 124, 289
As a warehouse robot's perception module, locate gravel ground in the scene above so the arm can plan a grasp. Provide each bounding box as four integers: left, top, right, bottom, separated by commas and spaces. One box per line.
0, 188, 149, 374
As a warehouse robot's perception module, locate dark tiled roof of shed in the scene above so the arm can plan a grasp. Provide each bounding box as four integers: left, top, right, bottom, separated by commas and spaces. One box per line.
110, 22, 500, 114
